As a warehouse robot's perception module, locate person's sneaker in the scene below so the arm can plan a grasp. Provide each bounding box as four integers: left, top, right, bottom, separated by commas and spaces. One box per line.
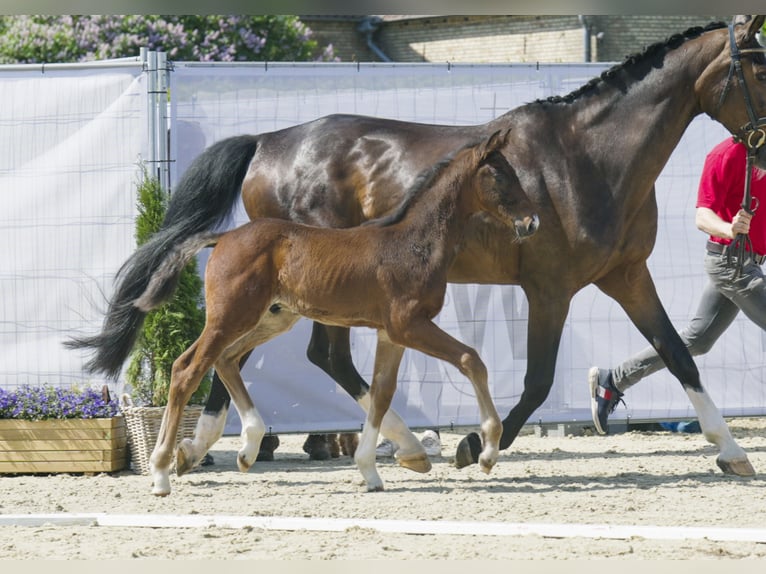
375, 438, 399, 458
588, 366, 624, 435
420, 430, 442, 457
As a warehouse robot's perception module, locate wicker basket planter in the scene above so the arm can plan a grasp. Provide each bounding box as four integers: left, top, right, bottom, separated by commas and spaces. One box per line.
0, 416, 127, 474
120, 396, 204, 475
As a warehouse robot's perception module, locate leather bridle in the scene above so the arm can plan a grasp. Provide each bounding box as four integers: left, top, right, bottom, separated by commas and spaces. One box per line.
717, 19, 766, 274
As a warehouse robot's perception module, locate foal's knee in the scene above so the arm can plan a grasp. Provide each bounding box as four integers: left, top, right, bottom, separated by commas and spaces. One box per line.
460, 351, 488, 383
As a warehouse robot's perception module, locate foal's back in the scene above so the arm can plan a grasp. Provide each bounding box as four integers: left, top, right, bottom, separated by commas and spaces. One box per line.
205, 217, 449, 332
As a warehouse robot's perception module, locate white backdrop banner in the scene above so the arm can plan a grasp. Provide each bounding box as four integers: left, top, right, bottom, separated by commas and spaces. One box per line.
0, 64, 145, 390
169, 62, 766, 434
3, 61, 764, 434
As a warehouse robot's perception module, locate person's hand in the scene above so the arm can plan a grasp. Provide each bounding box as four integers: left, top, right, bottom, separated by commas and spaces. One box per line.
729, 209, 752, 238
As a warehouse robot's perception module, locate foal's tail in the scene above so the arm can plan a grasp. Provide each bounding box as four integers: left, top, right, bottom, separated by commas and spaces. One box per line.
65, 135, 259, 379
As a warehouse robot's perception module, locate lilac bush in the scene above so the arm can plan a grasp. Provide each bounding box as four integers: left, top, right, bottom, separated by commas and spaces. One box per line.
0, 15, 335, 64
0, 385, 119, 420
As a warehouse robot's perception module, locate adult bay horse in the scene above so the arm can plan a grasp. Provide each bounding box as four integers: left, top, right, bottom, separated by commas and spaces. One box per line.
70, 17, 766, 478
126, 130, 538, 494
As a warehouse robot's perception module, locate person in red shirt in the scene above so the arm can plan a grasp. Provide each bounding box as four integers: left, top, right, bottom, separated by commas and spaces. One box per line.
589, 136, 766, 434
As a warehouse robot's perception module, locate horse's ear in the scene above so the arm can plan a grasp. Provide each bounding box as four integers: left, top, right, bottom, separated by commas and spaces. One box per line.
733, 15, 765, 43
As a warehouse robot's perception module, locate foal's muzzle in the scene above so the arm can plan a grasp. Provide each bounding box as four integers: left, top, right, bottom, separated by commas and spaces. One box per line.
515, 213, 540, 239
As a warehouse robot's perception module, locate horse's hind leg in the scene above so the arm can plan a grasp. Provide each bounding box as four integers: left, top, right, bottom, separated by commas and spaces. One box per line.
390, 318, 502, 474
307, 323, 419, 457
178, 307, 301, 472
355, 332, 411, 492
597, 262, 753, 476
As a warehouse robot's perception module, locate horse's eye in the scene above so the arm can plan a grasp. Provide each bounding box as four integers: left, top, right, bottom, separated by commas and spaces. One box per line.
756, 71, 766, 82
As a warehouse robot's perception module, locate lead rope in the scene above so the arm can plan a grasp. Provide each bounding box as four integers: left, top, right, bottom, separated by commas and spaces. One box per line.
729, 145, 760, 276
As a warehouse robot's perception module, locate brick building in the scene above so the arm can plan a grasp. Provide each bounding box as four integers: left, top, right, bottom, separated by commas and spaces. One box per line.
300, 15, 730, 63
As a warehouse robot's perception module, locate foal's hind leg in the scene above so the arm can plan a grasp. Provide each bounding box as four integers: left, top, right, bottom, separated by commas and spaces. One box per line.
307, 323, 419, 458
150, 335, 225, 495
390, 318, 502, 474
178, 307, 301, 473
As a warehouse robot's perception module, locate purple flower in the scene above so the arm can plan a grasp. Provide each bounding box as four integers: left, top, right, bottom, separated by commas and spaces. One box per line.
0, 385, 119, 420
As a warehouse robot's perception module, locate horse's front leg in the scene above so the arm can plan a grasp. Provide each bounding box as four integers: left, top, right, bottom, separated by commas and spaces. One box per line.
355, 331, 408, 491
454, 290, 570, 468
598, 263, 754, 476
307, 323, 420, 456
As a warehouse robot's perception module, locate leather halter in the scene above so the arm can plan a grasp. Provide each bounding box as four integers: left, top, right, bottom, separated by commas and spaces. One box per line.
717, 20, 766, 275
717, 21, 766, 148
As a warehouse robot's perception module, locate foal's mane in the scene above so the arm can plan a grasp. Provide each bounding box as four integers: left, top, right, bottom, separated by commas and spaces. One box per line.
364, 137, 486, 228
538, 20, 727, 106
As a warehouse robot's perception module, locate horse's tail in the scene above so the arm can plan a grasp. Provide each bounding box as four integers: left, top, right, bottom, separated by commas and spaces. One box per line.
134, 232, 221, 312
65, 135, 259, 379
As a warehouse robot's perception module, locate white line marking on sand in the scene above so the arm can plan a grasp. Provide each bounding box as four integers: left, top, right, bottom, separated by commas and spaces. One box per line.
1, 513, 766, 543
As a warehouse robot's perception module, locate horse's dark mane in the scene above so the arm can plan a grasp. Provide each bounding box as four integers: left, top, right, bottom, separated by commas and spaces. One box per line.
364, 137, 484, 228
538, 21, 727, 106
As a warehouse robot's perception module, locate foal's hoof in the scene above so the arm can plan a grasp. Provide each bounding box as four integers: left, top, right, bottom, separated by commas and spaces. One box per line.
716, 456, 756, 477
175, 442, 196, 477
454, 432, 482, 469
395, 452, 432, 474
237, 452, 254, 473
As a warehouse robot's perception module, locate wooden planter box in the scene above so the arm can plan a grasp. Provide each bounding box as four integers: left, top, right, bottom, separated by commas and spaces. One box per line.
0, 416, 127, 474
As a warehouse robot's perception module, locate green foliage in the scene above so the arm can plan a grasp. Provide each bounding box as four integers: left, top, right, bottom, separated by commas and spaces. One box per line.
0, 15, 335, 64
126, 167, 210, 406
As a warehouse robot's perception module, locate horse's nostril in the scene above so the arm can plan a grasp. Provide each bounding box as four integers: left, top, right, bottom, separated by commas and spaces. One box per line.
525, 214, 540, 235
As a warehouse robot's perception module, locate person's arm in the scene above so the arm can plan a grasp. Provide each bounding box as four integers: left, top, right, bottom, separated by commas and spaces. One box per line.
695, 206, 751, 240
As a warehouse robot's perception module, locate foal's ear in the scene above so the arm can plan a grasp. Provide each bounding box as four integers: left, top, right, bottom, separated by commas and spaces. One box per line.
480, 129, 511, 160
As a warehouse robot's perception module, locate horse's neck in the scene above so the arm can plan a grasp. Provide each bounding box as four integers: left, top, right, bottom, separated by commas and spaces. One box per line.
569, 42, 714, 189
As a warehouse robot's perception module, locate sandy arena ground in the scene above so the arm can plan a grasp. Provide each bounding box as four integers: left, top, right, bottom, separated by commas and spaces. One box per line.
1, 417, 765, 560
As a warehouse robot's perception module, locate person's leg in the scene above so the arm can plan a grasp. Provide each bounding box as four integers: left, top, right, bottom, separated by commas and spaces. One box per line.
590, 259, 740, 433
612, 280, 739, 391
707, 256, 766, 329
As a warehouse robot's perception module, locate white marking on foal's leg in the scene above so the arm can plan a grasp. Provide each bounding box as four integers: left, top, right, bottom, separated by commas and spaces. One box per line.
177, 407, 228, 474
685, 387, 754, 476
150, 463, 172, 496
354, 421, 384, 491
236, 407, 266, 472
357, 394, 422, 456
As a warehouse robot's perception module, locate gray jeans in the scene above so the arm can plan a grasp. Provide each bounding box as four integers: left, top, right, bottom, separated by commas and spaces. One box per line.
612, 251, 766, 392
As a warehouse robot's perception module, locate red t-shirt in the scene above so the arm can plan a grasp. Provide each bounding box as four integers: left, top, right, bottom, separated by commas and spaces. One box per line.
696, 137, 766, 255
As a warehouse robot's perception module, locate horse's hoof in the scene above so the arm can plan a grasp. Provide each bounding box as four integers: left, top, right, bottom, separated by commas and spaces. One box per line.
340, 432, 359, 457
237, 452, 254, 472
366, 484, 385, 492
478, 456, 495, 475
175, 443, 195, 476
302, 434, 331, 460
454, 432, 482, 469
151, 480, 171, 497
396, 452, 432, 473
716, 456, 756, 477
257, 435, 280, 461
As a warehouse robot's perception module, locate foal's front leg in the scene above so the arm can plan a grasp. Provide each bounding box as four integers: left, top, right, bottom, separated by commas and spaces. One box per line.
355, 332, 415, 491
391, 317, 502, 474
